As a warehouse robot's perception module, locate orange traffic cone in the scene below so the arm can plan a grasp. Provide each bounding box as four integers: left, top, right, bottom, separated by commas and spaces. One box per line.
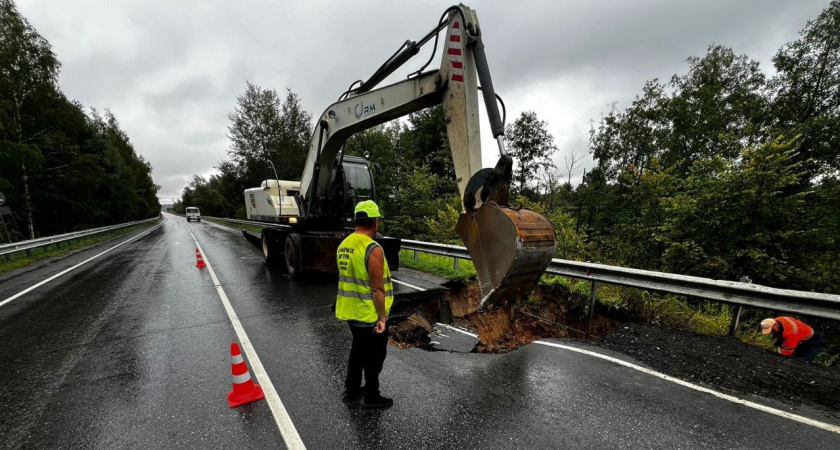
227, 342, 265, 408
195, 249, 206, 268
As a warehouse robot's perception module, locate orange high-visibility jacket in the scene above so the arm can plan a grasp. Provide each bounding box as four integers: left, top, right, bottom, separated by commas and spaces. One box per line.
774, 317, 814, 356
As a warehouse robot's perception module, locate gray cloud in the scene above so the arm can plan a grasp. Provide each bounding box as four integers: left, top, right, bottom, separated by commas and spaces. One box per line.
16, 0, 830, 200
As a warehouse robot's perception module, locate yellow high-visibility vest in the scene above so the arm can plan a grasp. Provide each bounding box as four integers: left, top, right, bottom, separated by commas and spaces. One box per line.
335, 233, 394, 323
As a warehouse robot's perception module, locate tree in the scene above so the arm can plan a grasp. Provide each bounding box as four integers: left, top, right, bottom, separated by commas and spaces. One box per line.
344, 118, 455, 239
403, 105, 458, 197
505, 111, 558, 197
276, 89, 313, 180
666, 45, 769, 170
563, 148, 583, 186
0, 1, 158, 238
227, 83, 312, 188
771, 0, 840, 180
660, 137, 807, 285
0, 0, 59, 237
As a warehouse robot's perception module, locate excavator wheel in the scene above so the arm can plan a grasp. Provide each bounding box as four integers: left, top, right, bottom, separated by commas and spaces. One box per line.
456, 203, 556, 309
284, 233, 303, 277
262, 230, 281, 266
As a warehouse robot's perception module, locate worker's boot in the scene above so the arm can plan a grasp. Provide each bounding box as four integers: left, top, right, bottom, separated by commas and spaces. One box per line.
342, 388, 364, 403
363, 395, 393, 408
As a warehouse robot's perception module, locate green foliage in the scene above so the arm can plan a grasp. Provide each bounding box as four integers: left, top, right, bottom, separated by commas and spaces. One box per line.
516, 196, 591, 261
398, 249, 476, 284
0, 2, 159, 239
423, 197, 461, 244
585, 6, 840, 295
226, 83, 311, 186
505, 111, 557, 197
660, 137, 808, 286
771, 0, 840, 180
344, 106, 459, 240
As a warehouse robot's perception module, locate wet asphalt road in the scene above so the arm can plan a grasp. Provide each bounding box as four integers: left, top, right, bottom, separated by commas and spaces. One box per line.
1, 213, 839, 449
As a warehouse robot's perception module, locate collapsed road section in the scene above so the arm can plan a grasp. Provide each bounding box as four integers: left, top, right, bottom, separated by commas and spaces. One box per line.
389, 275, 840, 417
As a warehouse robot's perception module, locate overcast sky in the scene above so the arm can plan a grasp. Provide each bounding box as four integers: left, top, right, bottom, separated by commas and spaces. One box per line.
17, 0, 830, 202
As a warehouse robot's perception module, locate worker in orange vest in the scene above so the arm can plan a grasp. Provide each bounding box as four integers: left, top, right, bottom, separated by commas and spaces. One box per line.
760, 316, 824, 362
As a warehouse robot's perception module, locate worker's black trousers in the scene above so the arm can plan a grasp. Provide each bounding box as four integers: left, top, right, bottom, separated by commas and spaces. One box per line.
793, 333, 825, 362
345, 323, 388, 398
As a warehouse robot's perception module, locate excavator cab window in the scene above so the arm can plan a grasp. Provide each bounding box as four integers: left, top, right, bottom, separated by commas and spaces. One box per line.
328, 161, 375, 218
342, 162, 374, 215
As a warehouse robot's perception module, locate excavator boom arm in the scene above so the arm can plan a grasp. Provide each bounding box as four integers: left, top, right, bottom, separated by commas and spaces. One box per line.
298, 4, 556, 309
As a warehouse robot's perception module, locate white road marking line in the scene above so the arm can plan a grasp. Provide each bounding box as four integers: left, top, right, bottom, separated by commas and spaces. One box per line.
186, 228, 306, 449
391, 278, 426, 291
0, 221, 164, 308
534, 340, 840, 434
413, 282, 840, 434
436, 322, 478, 338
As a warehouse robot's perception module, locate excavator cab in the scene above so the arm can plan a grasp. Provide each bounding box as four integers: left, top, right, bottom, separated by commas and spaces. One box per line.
328, 156, 376, 224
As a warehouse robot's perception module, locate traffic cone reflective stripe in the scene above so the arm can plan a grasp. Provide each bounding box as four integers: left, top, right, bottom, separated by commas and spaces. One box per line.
195, 248, 206, 268
227, 342, 264, 408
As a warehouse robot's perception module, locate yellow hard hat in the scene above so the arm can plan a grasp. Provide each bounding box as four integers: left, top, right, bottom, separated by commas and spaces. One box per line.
354, 200, 383, 219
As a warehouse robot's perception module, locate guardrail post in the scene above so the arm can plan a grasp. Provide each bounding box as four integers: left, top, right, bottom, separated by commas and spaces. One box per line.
729, 276, 751, 335
25, 249, 31, 257
454, 257, 460, 270
4, 254, 10, 262
413, 250, 418, 261
729, 306, 743, 336
585, 281, 598, 340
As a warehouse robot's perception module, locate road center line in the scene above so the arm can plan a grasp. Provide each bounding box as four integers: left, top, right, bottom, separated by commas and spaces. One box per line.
402, 281, 840, 434
186, 228, 306, 449
0, 220, 164, 308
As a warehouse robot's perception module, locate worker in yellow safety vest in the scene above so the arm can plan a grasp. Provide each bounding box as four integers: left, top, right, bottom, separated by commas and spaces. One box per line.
335, 200, 394, 408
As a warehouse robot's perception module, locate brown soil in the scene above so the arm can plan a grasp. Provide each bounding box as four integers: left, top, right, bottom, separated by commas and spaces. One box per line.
389, 313, 434, 350
445, 281, 618, 353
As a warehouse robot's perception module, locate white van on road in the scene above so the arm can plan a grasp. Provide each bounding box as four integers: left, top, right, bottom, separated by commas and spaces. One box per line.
185, 207, 201, 222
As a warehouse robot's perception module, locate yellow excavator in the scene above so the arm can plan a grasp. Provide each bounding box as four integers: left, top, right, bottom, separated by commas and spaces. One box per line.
246, 4, 556, 309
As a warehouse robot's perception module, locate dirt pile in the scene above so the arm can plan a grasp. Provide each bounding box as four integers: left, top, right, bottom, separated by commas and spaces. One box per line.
600, 323, 840, 411
444, 281, 618, 352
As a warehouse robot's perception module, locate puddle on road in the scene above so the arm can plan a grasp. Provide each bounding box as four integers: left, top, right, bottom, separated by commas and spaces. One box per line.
388, 281, 620, 354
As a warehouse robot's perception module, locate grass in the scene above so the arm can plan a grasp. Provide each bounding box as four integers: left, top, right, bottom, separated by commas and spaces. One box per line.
399, 249, 476, 284
202, 217, 264, 233
0, 221, 160, 276
399, 252, 738, 340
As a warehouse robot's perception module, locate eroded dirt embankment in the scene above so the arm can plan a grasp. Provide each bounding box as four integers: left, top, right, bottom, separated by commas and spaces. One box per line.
389, 280, 840, 413
389, 280, 619, 352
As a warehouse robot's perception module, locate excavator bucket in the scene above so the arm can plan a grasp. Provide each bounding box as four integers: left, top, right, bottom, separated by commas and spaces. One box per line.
456, 203, 557, 309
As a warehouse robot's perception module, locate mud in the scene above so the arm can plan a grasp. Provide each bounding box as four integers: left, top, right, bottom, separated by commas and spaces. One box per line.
443, 281, 616, 352
389, 313, 435, 350
598, 323, 840, 411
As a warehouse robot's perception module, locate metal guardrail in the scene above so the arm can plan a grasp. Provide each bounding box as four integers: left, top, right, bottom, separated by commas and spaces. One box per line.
190, 220, 840, 330
202, 216, 289, 229
0, 217, 160, 260
400, 239, 840, 334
